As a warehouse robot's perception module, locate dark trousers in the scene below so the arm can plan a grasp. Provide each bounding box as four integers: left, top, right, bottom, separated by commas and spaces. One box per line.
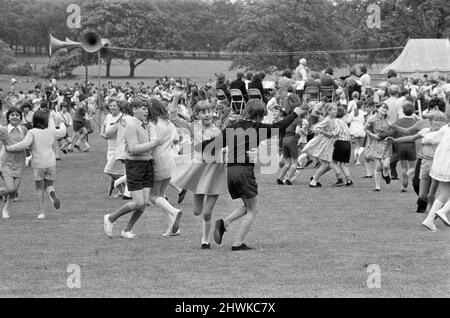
412, 158, 421, 196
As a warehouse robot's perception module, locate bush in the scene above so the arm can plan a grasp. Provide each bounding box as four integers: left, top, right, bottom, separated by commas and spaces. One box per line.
5, 62, 33, 76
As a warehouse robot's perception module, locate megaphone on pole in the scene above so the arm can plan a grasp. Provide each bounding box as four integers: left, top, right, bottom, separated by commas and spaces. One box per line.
49, 31, 110, 56
80, 31, 110, 53
49, 34, 81, 56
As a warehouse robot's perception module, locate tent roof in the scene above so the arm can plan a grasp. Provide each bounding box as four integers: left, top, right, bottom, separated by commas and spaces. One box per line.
381, 39, 450, 76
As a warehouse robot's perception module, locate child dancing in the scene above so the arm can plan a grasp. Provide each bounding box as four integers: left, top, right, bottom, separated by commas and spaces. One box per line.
0, 107, 28, 218
4, 109, 66, 219
200, 99, 304, 251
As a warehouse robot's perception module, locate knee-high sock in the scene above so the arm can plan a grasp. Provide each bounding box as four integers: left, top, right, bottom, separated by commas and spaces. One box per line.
365, 161, 373, 176
358, 147, 365, 157
436, 200, 450, 217
374, 170, 381, 189
423, 200, 444, 224
202, 219, 212, 244
114, 175, 127, 188
155, 197, 179, 216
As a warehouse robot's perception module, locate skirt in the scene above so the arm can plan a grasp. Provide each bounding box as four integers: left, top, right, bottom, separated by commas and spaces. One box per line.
302, 134, 335, 162
365, 139, 393, 160
332, 140, 351, 163
104, 150, 125, 175
171, 158, 227, 195
349, 122, 366, 138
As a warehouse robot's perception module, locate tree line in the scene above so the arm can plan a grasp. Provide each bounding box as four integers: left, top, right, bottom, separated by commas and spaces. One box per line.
0, 0, 448, 78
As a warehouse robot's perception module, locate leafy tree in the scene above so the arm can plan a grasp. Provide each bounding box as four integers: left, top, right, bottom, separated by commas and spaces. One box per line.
80, 0, 178, 78
226, 0, 347, 72
0, 39, 16, 73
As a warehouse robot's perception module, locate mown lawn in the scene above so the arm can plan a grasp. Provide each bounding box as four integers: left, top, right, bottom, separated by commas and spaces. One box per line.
0, 131, 448, 298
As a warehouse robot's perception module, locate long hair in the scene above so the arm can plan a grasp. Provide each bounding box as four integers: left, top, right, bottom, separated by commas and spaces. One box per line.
32, 109, 49, 129
147, 98, 168, 123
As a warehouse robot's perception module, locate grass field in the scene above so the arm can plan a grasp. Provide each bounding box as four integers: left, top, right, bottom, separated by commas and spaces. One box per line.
0, 129, 448, 298
0, 57, 241, 92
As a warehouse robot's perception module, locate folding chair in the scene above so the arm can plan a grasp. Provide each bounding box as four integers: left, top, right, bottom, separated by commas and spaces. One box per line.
304, 86, 320, 101
247, 88, 263, 100
230, 89, 245, 114
320, 85, 335, 102
215, 89, 227, 101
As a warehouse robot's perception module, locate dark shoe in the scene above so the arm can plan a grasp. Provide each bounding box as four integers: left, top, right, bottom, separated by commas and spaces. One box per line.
416, 198, 428, 213
345, 180, 354, 186
201, 243, 211, 250
276, 179, 284, 185
61, 149, 68, 154
373, 188, 380, 192
49, 191, 60, 209
122, 195, 132, 200
363, 175, 373, 179
401, 189, 407, 193
213, 219, 226, 245
382, 173, 391, 184
74, 145, 81, 151
56, 157, 61, 161
332, 179, 344, 187
231, 244, 253, 251
177, 189, 187, 204
391, 176, 399, 180
285, 180, 292, 185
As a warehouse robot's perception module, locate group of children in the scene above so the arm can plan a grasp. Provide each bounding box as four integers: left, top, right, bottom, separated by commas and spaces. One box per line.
2, 77, 449, 252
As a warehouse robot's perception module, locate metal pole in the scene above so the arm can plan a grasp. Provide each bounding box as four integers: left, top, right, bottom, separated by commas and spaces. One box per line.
85, 52, 88, 90
97, 50, 102, 132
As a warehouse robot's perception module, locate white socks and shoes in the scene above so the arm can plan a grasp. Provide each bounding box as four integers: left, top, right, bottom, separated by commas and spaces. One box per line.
2, 210, 10, 219
103, 214, 114, 237
422, 219, 438, 232
436, 210, 450, 227
120, 231, 136, 239
37, 213, 46, 219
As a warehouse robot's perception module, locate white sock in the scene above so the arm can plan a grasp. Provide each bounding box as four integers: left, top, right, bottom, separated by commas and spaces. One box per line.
424, 200, 443, 224
202, 219, 211, 245
114, 175, 127, 188
358, 147, 365, 157
123, 185, 130, 197
155, 197, 179, 216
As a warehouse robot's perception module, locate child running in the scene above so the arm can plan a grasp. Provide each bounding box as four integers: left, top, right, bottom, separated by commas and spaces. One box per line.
3, 108, 66, 219
331, 106, 353, 186
302, 103, 338, 187
103, 97, 174, 239
147, 98, 183, 237
0, 107, 28, 218
170, 91, 227, 249
364, 103, 393, 191
420, 117, 450, 231
200, 99, 304, 251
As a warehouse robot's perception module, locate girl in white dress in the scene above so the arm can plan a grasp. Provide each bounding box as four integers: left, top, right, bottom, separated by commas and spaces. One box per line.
420, 120, 450, 230
346, 100, 367, 165
147, 98, 182, 236
101, 99, 124, 197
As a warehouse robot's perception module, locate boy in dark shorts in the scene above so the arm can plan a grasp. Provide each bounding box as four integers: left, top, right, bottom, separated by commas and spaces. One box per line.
379, 101, 418, 192
103, 98, 181, 239
200, 99, 303, 250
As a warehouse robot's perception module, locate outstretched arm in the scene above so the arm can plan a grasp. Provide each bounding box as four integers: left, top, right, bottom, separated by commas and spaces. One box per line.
391, 119, 428, 135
